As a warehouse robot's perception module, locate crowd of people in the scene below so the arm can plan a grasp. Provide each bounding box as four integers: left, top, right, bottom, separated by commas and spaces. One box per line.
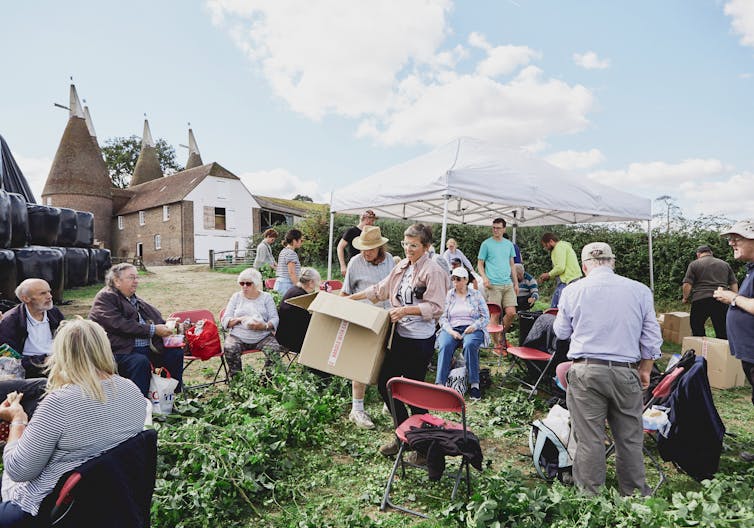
0, 211, 752, 523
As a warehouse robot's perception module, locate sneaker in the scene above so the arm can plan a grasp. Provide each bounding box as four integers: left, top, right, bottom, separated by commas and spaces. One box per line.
468, 387, 481, 401
349, 410, 375, 429
741, 451, 754, 463
405, 451, 427, 466
379, 438, 400, 456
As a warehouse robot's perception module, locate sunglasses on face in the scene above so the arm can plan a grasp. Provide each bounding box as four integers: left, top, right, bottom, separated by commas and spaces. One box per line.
239, 282, 254, 287
451, 276, 466, 281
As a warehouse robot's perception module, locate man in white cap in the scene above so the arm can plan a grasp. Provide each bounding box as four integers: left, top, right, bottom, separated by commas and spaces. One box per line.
553, 242, 662, 495
341, 225, 394, 429
713, 220, 754, 462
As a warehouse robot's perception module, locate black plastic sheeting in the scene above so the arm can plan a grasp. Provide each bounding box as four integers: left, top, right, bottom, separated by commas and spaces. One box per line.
0, 135, 36, 203
27, 204, 61, 246
14, 246, 65, 303
0, 190, 10, 249
88, 248, 112, 285
74, 211, 94, 248
0, 249, 16, 301
8, 193, 30, 248
58, 247, 89, 287
55, 208, 78, 247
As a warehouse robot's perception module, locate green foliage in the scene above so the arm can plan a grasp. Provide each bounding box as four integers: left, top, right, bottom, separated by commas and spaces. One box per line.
102, 135, 181, 188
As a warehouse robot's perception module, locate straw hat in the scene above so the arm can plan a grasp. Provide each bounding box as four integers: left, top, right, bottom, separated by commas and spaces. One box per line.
352, 225, 389, 251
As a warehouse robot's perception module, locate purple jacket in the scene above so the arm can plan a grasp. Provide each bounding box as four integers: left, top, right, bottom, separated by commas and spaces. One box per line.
88, 287, 165, 356
0, 303, 64, 355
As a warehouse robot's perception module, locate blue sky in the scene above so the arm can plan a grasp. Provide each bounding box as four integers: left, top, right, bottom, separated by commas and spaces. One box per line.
3, 0, 754, 220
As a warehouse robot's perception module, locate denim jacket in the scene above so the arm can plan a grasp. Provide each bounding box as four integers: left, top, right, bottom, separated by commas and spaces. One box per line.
439, 288, 490, 345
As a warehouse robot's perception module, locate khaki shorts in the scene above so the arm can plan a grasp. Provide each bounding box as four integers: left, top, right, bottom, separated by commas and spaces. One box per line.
485, 283, 516, 308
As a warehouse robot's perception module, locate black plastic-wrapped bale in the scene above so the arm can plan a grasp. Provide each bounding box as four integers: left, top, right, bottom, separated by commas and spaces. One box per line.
74, 211, 94, 248
0, 190, 11, 249
27, 204, 61, 246
8, 193, 30, 248
55, 208, 78, 247
0, 249, 17, 301
14, 246, 65, 303
90, 248, 112, 283
58, 247, 89, 288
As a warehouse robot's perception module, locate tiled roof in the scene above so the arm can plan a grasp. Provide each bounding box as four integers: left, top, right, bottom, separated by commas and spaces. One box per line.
252, 195, 328, 216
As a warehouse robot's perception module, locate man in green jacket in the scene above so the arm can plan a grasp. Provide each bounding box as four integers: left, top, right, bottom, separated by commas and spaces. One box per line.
539, 232, 582, 308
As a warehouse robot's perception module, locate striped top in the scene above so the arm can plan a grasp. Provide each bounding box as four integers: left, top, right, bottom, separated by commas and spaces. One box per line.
342, 252, 395, 309
3, 376, 146, 515
276, 247, 301, 282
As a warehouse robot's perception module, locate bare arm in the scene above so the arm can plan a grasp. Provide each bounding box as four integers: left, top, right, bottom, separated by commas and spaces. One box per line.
477, 259, 489, 288
337, 239, 348, 275
682, 283, 692, 303
714, 288, 754, 315
287, 261, 299, 285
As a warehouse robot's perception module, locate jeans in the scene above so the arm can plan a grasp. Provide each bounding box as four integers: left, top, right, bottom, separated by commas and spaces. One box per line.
274, 278, 293, 295
0, 500, 31, 527
116, 346, 185, 396
551, 281, 566, 308
435, 326, 484, 385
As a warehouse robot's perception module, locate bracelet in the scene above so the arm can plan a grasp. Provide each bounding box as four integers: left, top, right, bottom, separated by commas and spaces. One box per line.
10, 420, 28, 427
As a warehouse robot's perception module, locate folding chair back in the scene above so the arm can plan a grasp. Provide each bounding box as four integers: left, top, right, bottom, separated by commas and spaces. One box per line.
388, 377, 466, 416
544, 308, 559, 315
170, 310, 228, 390
170, 309, 215, 325
651, 366, 685, 401
263, 278, 277, 291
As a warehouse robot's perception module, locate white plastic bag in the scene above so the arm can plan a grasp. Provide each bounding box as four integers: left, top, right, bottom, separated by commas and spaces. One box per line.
149, 368, 179, 415
445, 366, 467, 396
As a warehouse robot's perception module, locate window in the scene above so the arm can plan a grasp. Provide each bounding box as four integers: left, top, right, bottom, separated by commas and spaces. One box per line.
154, 234, 161, 250
163, 205, 170, 221
214, 207, 226, 230
117, 216, 124, 230
138, 211, 145, 226
203, 206, 226, 230
45, 197, 52, 206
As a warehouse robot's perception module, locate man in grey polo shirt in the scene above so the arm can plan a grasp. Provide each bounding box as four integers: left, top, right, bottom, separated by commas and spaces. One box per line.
682, 245, 737, 338
554, 242, 662, 496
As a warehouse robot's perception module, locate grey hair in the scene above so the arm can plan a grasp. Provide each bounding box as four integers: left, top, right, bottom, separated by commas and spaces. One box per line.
582, 257, 615, 273
14, 278, 46, 301
297, 267, 321, 287
238, 267, 263, 289
514, 263, 525, 274
105, 263, 137, 288
403, 223, 433, 247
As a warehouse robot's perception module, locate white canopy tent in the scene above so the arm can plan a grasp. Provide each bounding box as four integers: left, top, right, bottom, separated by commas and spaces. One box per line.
328, 137, 654, 287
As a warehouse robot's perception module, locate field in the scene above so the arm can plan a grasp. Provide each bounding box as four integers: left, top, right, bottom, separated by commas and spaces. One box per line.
58, 265, 754, 527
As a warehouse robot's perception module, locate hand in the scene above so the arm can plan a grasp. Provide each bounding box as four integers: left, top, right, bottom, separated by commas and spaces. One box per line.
0, 400, 27, 423
528, 297, 536, 305
228, 318, 242, 328
389, 307, 407, 323
482, 277, 490, 288
713, 287, 735, 305
513, 284, 519, 296
248, 321, 269, 331
639, 369, 651, 390
340, 264, 347, 276
681, 297, 688, 304
539, 272, 550, 282
463, 326, 475, 335
154, 324, 173, 338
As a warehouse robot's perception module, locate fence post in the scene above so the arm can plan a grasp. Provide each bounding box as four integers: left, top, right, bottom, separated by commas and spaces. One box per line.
209, 249, 214, 269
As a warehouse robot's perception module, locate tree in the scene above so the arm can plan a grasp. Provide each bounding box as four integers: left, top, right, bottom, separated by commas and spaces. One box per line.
293, 194, 313, 202
102, 136, 181, 188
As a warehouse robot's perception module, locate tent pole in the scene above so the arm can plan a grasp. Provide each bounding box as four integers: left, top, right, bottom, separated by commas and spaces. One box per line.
327, 193, 335, 280
440, 195, 449, 255
647, 220, 654, 291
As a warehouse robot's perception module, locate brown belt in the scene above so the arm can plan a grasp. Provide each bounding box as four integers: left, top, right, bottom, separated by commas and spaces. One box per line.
572, 357, 638, 369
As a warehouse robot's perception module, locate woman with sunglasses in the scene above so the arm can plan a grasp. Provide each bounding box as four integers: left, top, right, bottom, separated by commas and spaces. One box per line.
221, 268, 285, 379
436, 267, 490, 401
348, 224, 449, 456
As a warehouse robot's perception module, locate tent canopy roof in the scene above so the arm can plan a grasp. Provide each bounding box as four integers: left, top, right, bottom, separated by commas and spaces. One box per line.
331, 137, 651, 227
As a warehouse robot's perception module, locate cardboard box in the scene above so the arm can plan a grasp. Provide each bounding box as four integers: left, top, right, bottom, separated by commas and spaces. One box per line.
682, 336, 746, 389
289, 292, 392, 385
661, 312, 691, 344
657, 313, 665, 328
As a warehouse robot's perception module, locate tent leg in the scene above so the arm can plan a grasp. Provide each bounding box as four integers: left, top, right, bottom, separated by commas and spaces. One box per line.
440, 194, 449, 254
647, 220, 654, 291
327, 198, 335, 280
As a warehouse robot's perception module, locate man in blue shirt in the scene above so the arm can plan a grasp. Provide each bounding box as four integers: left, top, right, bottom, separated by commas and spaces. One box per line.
477, 218, 519, 347
713, 219, 754, 462
554, 242, 662, 495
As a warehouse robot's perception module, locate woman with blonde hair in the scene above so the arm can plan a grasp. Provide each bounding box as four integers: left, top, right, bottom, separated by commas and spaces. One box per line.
0, 318, 146, 525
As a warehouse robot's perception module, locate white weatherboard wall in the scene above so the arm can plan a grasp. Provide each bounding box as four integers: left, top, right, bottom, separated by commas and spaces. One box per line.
185, 176, 259, 263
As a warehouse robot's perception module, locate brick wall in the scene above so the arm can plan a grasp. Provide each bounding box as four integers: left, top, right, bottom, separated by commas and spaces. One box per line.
111, 202, 194, 265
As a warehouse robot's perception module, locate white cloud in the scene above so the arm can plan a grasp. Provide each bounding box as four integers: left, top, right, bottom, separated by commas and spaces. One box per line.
680, 171, 754, 218
572, 51, 610, 70
208, 1, 596, 149
238, 168, 326, 202
740, 72, 753, 79
13, 155, 53, 203
545, 148, 605, 170
725, 0, 754, 48
588, 158, 729, 189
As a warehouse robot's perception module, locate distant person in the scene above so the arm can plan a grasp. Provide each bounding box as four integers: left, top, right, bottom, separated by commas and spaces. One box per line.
277, 268, 322, 354
503, 232, 523, 264
428, 245, 452, 278
253, 228, 278, 270
682, 245, 737, 338
539, 232, 582, 308
515, 263, 539, 311
337, 209, 377, 276
0, 279, 64, 378
275, 229, 303, 295
713, 220, 754, 463
442, 238, 474, 270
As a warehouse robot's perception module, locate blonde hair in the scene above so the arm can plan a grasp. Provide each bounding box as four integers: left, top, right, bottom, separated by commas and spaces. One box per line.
46, 318, 117, 402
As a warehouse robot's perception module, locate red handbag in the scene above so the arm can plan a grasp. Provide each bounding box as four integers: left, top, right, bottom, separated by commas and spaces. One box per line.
184, 319, 222, 360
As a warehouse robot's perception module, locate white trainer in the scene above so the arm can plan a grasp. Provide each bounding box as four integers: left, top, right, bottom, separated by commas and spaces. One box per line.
349, 410, 375, 429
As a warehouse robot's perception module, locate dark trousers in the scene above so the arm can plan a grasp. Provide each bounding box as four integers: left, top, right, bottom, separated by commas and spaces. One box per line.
0, 500, 31, 527
378, 333, 436, 425
743, 361, 754, 406
690, 297, 728, 339
116, 346, 184, 397
20, 356, 48, 379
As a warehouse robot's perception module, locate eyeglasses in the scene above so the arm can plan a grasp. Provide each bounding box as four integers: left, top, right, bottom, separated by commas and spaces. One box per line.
400, 241, 421, 250
492, 226, 505, 230
451, 276, 466, 281
726, 235, 745, 245
239, 281, 254, 287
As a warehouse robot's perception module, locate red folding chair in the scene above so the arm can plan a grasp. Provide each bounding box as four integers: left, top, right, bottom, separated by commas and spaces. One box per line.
170, 309, 229, 390
486, 302, 506, 366
320, 279, 343, 292
381, 377, 476, 518
218, 309, 297, 369
503, 345, 558, 398
263, 278, 276, 291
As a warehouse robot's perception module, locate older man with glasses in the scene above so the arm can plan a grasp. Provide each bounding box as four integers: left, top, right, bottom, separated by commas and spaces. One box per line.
713, 220, 754, 462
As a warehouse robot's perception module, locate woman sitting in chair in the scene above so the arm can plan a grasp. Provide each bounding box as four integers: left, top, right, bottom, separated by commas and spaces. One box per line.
0, 318, 146, 526
276, 268, 321, 354
435, 267, 490, 401
221, 268, 285, 379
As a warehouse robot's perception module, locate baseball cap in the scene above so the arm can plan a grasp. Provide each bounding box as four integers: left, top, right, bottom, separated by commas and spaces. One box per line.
451, 267, 469, 279
581, 242, 615, 262
450, 257, 462, 267
721, 219, 754, 240
696, 245, 712, 254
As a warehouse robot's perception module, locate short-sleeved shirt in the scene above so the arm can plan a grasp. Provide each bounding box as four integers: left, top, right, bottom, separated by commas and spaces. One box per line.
478, 237, 516, 285
682, 255, 737, 302
342, 252, 395, 309
276, 247, 301, 282
341, 226, 362, 261
727, 263, 754, 363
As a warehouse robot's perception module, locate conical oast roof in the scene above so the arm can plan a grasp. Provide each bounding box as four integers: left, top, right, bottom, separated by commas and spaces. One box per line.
185, 127, 203, 169
130, 119, 163, 186
42, 84, 112, 199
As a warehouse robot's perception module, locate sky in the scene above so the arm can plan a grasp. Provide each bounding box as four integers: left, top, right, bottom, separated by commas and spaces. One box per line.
3, 0, 754, 222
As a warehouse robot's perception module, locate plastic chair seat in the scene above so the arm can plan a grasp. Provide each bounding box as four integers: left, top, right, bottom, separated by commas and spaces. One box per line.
506, 346, 552, 362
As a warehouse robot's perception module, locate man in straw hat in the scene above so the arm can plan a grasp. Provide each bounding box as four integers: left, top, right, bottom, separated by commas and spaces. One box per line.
714, 220, 754, 462
337, 209, 378, 276
341, 225, 394, 429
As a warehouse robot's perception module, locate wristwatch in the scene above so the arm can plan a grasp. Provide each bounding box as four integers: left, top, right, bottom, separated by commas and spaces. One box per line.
731, 295, 739, 308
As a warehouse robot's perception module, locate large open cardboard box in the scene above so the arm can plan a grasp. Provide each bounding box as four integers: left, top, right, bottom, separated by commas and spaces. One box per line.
682, 336, 747, 389
287, 292, 392, 385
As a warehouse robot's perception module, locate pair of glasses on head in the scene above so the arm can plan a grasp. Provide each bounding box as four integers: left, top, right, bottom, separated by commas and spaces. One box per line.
400, 241, 421, 249
239, 281, 254, 287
